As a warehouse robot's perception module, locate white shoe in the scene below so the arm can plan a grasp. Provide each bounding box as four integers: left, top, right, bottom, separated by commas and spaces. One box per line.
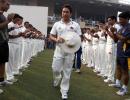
97, 73, 104, 77
0, 89, 3, 94
60, 90, 68, 100
103, 76, 108, 79
116, 88, 128, 96
75, 69, 81, 73
0, 80, 13, 86
7, 78, 18, 83
82, 60, 86, 65
93, 69, 97, 73
104, 79, 114, 83
108, 83, 121, 88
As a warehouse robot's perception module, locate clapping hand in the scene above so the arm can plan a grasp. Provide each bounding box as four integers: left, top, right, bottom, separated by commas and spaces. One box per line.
110, 27, 116, 33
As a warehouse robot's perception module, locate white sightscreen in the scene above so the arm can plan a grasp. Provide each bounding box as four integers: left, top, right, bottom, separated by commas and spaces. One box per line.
117, 11, 122, 22
5, 5, 48, 35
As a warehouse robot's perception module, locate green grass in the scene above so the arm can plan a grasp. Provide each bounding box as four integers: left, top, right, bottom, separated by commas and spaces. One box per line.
0, 49, 130, 100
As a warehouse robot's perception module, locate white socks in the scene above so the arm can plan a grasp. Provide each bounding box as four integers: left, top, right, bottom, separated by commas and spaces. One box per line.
122, 85, 127, 90
115, 79, 121, 85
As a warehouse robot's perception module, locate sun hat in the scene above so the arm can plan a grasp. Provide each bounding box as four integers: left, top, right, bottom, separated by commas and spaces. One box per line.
59, 31, 81, 53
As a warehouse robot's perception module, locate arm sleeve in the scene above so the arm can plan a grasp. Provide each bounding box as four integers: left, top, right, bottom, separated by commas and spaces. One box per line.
50, 22, 57, 35
125, 26, 130, 39
76, 23, 82, 36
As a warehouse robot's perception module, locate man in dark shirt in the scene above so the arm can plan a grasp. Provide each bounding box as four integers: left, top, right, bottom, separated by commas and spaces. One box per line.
109, 11, 130, 96
0, 0, 10, 93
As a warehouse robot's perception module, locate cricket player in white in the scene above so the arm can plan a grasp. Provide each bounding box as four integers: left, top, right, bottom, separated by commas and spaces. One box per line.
50, 4, 81, 100
81, 37, 87, 64
97, 23, 107, 77
104, 16, 121, 83
85, 30, 93, 68
6, 15, 23, 82
82, 28, 90, 65
91, 29, 99, 70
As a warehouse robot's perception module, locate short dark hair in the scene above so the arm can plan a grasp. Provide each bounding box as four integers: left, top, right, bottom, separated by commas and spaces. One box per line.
107, 16, 117, 21
13, 14, 20, 19
19, 16, 23, 20
62, 4, 72, 13
13, 14, 23, 20
95, 25, 99, 28
119, 11, 130, 19
24, 21, 29, 25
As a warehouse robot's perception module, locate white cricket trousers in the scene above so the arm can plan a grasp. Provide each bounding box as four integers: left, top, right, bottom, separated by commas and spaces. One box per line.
98, 43, 106, 74
105, 43, 116, 81
52, 55, 74, 92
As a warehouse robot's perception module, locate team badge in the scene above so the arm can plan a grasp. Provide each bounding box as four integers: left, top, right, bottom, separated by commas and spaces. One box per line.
70, 26, 74, 30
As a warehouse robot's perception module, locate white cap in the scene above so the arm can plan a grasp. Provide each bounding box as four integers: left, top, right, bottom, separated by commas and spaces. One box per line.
60, 31, 81, 53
